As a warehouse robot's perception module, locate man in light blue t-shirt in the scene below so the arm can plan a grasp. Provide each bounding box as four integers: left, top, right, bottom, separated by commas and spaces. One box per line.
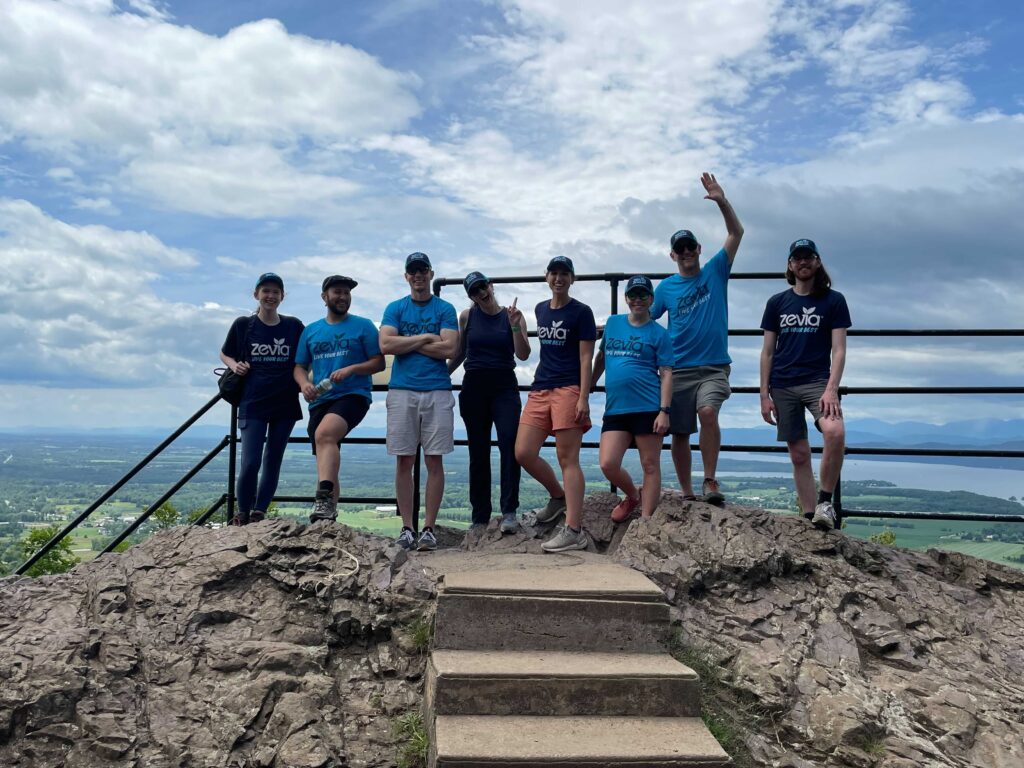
294, 275, 385, 523
379, 252, 460, 552
651, 172, 744, 506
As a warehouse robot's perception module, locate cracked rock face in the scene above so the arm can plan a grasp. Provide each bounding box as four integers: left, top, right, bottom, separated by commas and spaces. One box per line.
0, 521, 437, 768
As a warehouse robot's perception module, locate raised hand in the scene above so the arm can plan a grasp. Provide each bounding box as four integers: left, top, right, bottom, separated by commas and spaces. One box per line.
701, 172, 725, 203
506, 297, 524, 329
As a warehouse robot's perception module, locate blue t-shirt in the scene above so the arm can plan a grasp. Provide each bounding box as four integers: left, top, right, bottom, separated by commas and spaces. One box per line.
295, 314, 381, 409
221, 314, 304, 422
381, 295, 458, 391
600, 315, 673, 415
761, 288, 852, 389
651, 248, 731, 367
533, 298, 597, 391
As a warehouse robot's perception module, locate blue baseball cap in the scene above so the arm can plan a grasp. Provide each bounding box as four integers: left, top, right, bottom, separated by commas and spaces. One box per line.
463, 271, 489, 295
789, 238, 820, 257
405, 252, 432, 271
546, 255, 575, 274
670, 230, 699, 250
255, 272, 284, 291
624, 275, 654, 296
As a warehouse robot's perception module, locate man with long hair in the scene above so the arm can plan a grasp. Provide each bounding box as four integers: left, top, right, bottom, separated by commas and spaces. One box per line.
759, 239, 851, 529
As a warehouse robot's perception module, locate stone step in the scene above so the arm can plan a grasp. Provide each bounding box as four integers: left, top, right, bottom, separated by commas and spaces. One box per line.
434, 592, 669, 652
441, 563, 667, 603
432, 715, 732, 767
426, 649, 700, 717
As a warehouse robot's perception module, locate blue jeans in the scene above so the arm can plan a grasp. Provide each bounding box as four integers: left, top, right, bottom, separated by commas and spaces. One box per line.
237, 417, 294, 515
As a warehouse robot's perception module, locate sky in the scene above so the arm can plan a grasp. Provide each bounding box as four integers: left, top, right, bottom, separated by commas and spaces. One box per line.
1, 0, 1023, 434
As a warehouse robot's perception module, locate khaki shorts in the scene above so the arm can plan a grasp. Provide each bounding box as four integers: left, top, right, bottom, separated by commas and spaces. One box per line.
772, 381, 829, 443
669, 365, 731, 435
520, 386, 592, 435
386, 389, 455, 456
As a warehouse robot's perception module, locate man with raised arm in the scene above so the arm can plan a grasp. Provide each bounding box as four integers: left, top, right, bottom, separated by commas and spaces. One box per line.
379, 253, 460, 551
760, 239, 850, 530
651, 172, 744, 506
294, 275, 385, 523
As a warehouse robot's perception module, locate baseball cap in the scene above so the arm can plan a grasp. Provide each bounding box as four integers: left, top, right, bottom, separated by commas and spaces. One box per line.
255, 272, 284, 291
546, 255, 575, 274
624, 275, 654, 296
670, 230, 699, 250
463, 271, 489, 295
322, 275, 358, 291
788, 238, 820, 257
405, 252, 432, 271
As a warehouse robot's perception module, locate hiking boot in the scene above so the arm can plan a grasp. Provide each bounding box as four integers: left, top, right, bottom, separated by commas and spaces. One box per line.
701, 478, 725, 506
396, 528, 416, 550
610, 494, 640, 523
535, 496, 567, 524
416, 528, 438, 551
499, 512, 519, 534
541, 525, 589, 553
309, 491, 337, 523
812, 501, 837, 530
249, 510, 266, 523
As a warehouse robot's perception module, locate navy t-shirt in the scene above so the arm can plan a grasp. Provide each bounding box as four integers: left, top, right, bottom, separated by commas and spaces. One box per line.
532, 298, 597, 390
222, 314, 304, 421
760, 288, 851, 389
465, 305, 515, 372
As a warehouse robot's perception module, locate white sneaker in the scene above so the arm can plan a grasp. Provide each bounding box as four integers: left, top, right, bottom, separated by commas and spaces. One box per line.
541, 525, 589, 553
812, 501, 837, 530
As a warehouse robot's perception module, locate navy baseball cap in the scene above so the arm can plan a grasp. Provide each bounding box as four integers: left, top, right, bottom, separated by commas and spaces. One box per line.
788, 238, 820, 257
670, 230, 699, 250
546, 255, 575, 274
255, 272, 284, 291
624, 275, 654, 296
405, 252, 432, 271
322, 275, 358, 291
463, 271, 489, 295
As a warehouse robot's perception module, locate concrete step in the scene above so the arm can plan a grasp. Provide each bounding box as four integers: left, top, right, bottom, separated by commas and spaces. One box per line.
441, 563, 667, 602
426, 649, 700, 717
432, 715, 732, 767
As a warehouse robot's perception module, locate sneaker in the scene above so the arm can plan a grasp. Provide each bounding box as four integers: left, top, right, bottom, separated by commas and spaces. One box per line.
416, 528, 438, 551
499, 512, 519, 534
610, 494, 640, 523
396, 528, 415, 550
701, 478, 725, 506
812, 501, 837, 530
249, 510, 266, 524
535, 496, 567, 524
541, 525, 589, 553
309, 491, 337, 522
230, 511, 249, 526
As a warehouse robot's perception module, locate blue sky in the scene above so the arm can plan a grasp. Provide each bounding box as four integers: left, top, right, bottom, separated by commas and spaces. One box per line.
1, 0, 1022, 432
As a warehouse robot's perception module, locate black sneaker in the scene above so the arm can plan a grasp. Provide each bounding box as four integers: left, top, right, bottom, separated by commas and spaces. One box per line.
309, 490, 337, 522
701, 478, 725, 506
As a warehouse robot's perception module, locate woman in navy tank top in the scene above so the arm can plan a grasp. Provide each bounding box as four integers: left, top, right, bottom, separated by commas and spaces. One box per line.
448, 272, 531, 533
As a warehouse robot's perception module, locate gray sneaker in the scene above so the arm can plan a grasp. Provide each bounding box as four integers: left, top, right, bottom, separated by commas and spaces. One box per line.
396, 528, 416, 550
309, 491, 337, 522
541, 525, 589, 553
416, 529, 438, 551
535, 496, 567, 524
499, 513, 519, 534
812, 501, 837, 530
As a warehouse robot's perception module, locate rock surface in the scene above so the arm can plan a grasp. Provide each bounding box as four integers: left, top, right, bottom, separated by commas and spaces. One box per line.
2, 494, 1023, 767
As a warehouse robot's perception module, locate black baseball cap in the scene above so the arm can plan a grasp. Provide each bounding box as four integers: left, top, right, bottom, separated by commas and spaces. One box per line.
463, 271, 489, 295
322, 275, 358, 291
670, 230, 699, 250
624, 275, 654, 296
405, 252, 432, 271
789, 238, 820, 258
255, 272, 284, 290
546, 255, 575, 274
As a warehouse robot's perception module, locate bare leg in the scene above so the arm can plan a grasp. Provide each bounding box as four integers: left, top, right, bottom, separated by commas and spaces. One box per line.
515, 423, 564, 498
314, 414, 349, 502
554, 428, 585, 529
423, 454, 444, 528
635, 434, 663, 517
671, 434, 695, 496
599, 431, 637, 499
818, 418, 846, 493
395, 454, 416, 529
787, 439, 815, 516
697, 405, 721, 479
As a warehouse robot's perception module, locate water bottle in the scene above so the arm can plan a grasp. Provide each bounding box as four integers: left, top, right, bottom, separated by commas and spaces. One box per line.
315, 378, 334, 397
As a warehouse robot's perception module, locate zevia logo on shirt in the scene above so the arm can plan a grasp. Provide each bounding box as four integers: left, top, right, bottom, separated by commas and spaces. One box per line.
780, 306, 822, 334
400, 313, 440, 336
605, 335, 644, 357
538, 320, 568, 346
675, 285, 711, 316
251, 338, 291, 359
311, 333, 351, 359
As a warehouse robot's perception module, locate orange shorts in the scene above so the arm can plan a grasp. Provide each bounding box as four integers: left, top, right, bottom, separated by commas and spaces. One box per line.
520, 386, 592, 435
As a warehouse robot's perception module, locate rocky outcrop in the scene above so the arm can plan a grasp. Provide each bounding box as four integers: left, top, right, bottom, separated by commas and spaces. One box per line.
3, 494, 1023, 767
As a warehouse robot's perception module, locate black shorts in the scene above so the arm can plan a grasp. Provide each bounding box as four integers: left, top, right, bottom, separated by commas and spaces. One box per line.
306, 395, 370, 454
601, 410, 661, 436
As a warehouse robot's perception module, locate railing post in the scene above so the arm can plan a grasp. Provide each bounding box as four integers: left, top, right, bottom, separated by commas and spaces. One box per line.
610, 277, 619, 315
227, 404, 238, 524
413, 444, 422, 532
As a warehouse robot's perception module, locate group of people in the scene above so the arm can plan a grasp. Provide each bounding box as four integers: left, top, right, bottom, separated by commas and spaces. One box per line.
219, 173, 851, 552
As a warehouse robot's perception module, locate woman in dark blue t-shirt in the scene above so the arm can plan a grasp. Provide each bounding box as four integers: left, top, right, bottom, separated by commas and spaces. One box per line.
448, 272, 531, 534
219, 273, 304, 525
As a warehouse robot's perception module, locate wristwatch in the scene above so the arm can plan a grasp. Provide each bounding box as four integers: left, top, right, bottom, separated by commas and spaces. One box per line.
659, 406, 671, 414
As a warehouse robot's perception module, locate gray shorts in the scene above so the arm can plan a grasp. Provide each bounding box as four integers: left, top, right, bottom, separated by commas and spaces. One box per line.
669, 365, 731, 435
386, 389, 455, 456
772, 381, 828, 442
